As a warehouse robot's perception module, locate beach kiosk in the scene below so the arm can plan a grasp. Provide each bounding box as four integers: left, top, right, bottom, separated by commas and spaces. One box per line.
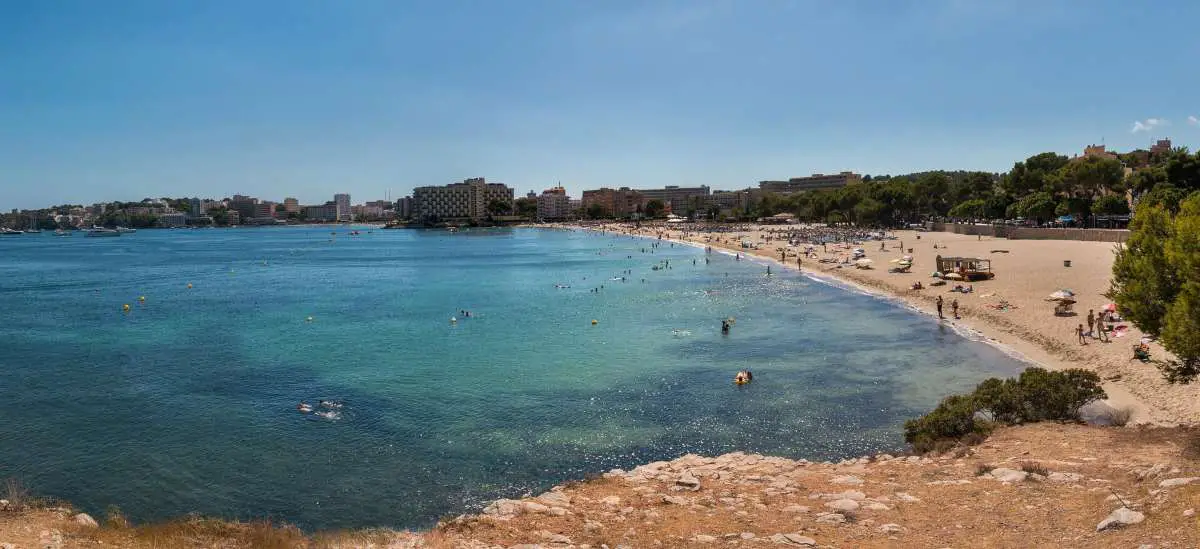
935, 255, 995, 281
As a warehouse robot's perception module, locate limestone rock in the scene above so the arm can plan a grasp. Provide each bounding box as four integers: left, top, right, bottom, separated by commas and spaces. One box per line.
815, 512, 846, 524
824, 499, 860, 512
1096, 507, 1146, 531
830, 475, 863, 485
878, 523, 904, 534
740, 532, 755, 539
538, 491, 571, 508
483, 499, 524, 519
601, 495, 621, 507
1184, 508, 1195, 517
693, 534, 717, 543
1047, 472, 1083, 483
72, 513, 98, 528
677, 471, 701, 491
584, 520, 604, 533
522, 501, 552, 514
769, 533, 817, 546
782, 504, 810, 513
1158, 477, 1199, 488
989, 468, 1028, 483
662, 495, 689, 505
862, 502, 891, 511
826, 490, 865, 501
894, 492, 921, 503
540, 531, 572, 545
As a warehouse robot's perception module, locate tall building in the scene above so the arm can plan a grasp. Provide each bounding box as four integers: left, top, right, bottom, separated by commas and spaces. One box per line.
334, 193, 351, 222
189, 198, 205, 217
633, 185, 710, 214
758, 172, 862, 194
396, 197, 413, 219
412, 178, 514, 221
1150, 139, 1172, 156
581, 187, 644, 218
228, 195, 259, 221
283, 197, 300, 213
536, 186, 571, 220
253, 202, 275, 218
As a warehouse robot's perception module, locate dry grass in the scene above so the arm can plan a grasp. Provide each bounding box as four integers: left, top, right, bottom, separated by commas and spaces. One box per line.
2, 478, 30, 510
975, 463, 996, 476
1019, 461, 1049, 477
1101, 406, 1134, 427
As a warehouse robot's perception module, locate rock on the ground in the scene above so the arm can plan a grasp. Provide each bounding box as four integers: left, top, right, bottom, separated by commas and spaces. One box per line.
662, 495, 689, 505
1047, 472, 1083, 483
1096, 507, 1146, 532
1158, 477, 1199, 488
677, 471, 701, 491
878, 523, 904, 534
782, 504, 810, 513
989, 468, 1028, 483
815, 512, 846, 524
483, 499, 524, 519
72, 513, 98, 528
769, 533, 817, 546
693, 534, 717, 543
830, 475, 863, 485
1184, 508, 1195, 517
825, 499, 860, 512
600, 495, 621, 507
894, 492, 921, 503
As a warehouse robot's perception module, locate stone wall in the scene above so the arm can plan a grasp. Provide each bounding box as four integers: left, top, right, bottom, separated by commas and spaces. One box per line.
927, 222, 1129, 243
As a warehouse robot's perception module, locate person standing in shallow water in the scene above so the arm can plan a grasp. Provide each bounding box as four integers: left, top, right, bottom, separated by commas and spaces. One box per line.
935, 295, 944, 319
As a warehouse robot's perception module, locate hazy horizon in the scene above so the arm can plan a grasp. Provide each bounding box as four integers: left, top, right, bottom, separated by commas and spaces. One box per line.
3, 0, 1198, 209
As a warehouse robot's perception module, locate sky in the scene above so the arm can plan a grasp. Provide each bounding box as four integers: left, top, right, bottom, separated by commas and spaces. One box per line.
2, 0, 1199, 209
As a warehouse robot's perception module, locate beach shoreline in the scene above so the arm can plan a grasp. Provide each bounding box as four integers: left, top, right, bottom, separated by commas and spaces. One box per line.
562, 222, 1197, 426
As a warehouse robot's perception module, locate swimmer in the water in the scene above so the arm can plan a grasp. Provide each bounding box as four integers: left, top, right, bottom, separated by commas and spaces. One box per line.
298, 401, 313, 413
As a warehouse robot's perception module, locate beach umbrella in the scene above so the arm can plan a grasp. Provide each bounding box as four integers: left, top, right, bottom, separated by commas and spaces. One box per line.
944, 272, 964, 280
1047, 289, 1075, 301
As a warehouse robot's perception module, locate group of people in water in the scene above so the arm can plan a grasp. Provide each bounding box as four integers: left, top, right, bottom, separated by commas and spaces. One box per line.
297, 399, 343, 419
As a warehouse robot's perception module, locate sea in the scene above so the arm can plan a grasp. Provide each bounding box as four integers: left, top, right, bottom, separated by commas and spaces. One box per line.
0, 226, 1028, 530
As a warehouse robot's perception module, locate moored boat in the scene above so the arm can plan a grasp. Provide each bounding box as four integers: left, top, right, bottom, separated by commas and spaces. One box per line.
0, 228, 24, 235
86, 227, 121, 237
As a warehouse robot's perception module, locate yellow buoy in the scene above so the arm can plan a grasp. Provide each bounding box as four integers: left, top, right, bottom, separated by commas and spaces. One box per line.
186, 283, 193, 289
138, 296, 145, 302
591, 319, 598, 325
122, 304, 130, 312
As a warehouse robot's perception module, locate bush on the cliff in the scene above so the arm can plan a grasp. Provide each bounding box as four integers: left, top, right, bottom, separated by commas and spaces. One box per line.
903, 394, 992, 453
905, 367, 1107, 453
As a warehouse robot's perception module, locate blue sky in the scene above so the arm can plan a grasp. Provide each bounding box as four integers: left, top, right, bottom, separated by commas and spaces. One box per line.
2, 0, 1198, 209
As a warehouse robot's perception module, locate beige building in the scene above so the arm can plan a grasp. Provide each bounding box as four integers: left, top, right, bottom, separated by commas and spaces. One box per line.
758, 172, 862, 194
536, 186, 572, 220
412, 177, 514, 221
1150, 139, 1172, 156
581, 187, 644, 218
633, 185, 710, 214
283, 198, 300, 213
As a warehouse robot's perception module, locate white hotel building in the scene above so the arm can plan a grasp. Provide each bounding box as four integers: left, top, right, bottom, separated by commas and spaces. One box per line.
412, 178, 514, 221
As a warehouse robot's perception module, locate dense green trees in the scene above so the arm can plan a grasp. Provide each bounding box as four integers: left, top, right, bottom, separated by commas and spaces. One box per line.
1110, 192, 1200, 382
644, 199, 666, 218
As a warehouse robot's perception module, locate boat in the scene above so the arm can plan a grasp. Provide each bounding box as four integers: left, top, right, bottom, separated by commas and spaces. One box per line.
86, 227, 121, 237
115, 226, 137, 234
55, 228, 72, 237
0, 228, 23, 235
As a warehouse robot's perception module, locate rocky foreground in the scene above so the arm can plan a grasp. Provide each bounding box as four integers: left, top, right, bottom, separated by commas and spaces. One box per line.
2, 423, 1198, 548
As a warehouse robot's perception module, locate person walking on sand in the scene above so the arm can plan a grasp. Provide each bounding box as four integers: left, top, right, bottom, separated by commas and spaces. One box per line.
951, 298, 959, 319
1086, 309, 1095, 338
1076, 324, 1088, 345
936, 295, 944, 319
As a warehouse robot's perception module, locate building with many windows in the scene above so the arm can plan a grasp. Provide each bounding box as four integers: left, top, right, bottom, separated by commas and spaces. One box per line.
334, 193, 352, 222
581, 187, 645, 218
633, 185, 710, 214
303, 204, 338, 222
758, 172, 862, 194
536, 186, 572, 220
412, 178, 514, 221
283, 197, 300, 213
396, 197, 413, 219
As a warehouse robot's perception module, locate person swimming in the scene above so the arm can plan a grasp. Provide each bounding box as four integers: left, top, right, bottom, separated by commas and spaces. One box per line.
297, 401, 313, 413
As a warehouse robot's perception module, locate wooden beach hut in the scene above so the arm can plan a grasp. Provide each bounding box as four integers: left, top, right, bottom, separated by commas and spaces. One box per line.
935, 255, 995, 281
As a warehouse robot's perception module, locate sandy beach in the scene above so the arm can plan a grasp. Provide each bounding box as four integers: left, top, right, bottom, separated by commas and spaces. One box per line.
567, 222, 1199, 426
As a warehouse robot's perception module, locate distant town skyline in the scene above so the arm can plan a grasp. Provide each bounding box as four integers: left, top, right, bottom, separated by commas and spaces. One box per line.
3, 1, 1199, 210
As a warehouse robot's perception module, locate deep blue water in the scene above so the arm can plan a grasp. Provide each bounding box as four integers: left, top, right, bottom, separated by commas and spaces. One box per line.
0, 227, 1026, 529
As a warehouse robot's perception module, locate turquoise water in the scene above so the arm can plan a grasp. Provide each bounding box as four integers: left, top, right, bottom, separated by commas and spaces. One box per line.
0, 227, 1026, 529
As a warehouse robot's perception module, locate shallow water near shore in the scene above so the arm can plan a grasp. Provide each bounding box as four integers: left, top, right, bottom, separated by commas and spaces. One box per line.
0, 227, 1027, 529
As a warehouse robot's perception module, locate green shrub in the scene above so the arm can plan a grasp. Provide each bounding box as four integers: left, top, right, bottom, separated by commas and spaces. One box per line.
906, 367, 1107, 453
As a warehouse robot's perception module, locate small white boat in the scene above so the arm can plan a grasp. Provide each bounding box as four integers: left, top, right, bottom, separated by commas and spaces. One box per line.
54, 229, 72, 237
115, 226, 137, 234
0, 228, 23, 236
86, 227, 121, 237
